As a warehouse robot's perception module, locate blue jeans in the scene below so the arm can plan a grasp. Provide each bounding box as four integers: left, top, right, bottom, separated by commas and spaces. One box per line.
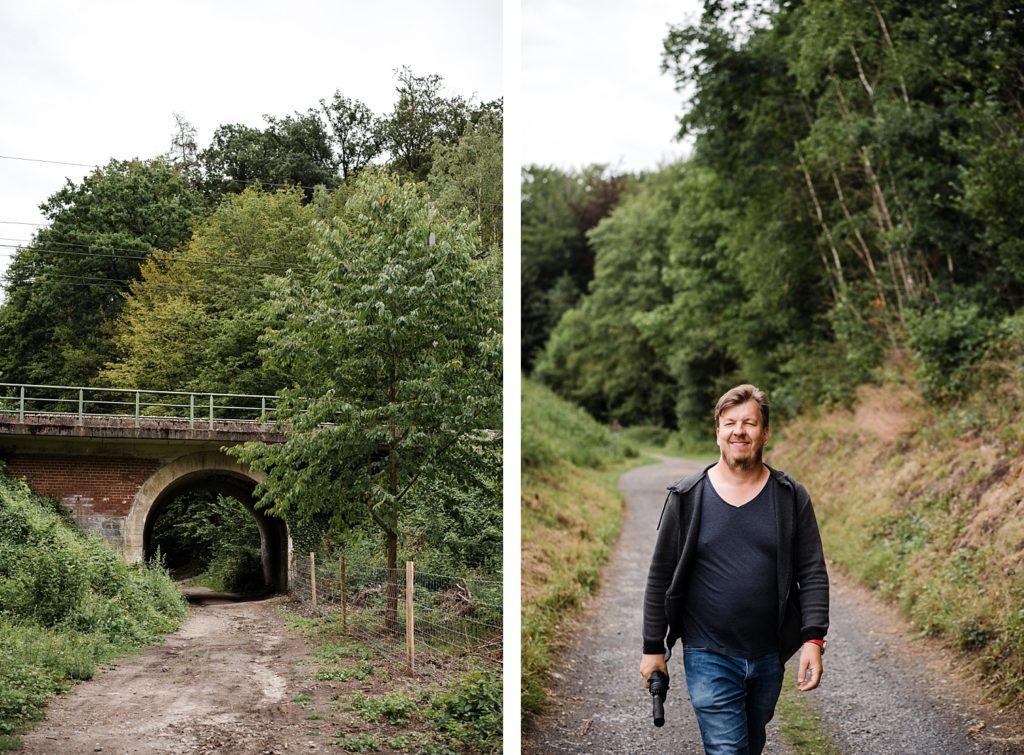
682, 647, 784, 755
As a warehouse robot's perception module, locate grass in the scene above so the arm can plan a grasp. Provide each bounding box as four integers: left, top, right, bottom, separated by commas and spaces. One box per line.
776, 665, 843, 754
521, 376, 647, 716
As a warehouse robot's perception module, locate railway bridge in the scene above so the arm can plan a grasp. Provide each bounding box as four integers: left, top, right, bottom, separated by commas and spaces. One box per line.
0, 383, 290, 591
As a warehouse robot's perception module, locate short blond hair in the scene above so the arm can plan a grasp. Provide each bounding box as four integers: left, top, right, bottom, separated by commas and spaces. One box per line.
715, 384, 769, 428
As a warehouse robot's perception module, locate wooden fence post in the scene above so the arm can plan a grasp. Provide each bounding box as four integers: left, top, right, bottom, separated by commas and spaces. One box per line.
339, 553, 347, 632
310, 552, 317, 611
406, 560, 415, 675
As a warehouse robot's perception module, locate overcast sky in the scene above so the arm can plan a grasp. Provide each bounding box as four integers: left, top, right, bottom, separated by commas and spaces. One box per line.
522, 0, 702, 174
0, 0, 502, 266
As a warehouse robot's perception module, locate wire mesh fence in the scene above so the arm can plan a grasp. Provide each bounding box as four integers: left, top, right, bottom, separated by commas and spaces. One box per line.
290, 548, 502, 675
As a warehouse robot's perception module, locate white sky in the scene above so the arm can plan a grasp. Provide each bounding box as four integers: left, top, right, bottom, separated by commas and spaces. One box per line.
522, 0, 702, 174
0, 0, 502, 262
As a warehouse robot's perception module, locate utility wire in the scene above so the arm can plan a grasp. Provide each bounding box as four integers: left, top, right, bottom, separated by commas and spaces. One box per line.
0, 243, 318, 274
17, 271, 273, 296
0, 153, 504, 209
0, 154, 98, 168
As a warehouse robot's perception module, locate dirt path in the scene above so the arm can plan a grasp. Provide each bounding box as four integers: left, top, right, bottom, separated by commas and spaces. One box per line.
19, 589, 324, 755
524, 456, 1024, 754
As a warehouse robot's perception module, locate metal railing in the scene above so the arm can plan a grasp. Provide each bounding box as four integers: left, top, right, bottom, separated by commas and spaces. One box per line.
0, 383, 278, 428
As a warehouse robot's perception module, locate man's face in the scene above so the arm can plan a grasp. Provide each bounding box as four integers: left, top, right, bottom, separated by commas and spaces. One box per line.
716, 399, 769, 470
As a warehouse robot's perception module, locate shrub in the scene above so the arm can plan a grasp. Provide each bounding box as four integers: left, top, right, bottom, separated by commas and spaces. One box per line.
423, 668, 502, 754
907, 300, 995, 401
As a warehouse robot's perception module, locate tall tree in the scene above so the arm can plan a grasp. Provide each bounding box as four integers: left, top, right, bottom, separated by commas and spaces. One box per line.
320, 92, 382, 180
535, 166, 682, 427
199, 111, 339, 201
232, 169, 501, 629
103, 187, 316, 394
520, 165, 626, 370
428, 111, 503, 251
0, 159, 204, 386
378, 67, 471, 180
166, 113, 202, 190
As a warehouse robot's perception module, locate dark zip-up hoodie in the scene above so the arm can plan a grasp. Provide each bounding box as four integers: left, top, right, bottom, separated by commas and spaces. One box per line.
642, 464, 829, 662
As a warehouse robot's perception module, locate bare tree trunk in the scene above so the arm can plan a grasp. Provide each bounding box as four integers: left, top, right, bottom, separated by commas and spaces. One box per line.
869, 0, 911, 108
385, 352, 400, 636
828, 72, 912, 322
795, 146, 845, 300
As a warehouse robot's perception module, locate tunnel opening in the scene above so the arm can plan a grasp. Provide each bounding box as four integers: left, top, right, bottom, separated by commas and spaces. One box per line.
141, 470, 287, 595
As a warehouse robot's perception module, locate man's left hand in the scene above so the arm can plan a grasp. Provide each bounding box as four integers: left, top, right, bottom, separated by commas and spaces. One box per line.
797, 642, 823, 692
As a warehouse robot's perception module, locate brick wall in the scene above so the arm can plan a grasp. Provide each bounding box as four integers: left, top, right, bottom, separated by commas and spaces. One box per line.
3, 454, 161, 517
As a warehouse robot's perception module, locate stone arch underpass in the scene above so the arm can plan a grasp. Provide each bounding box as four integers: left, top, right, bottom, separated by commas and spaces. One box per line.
0, 410, 290, 593
127, 451, 289, 593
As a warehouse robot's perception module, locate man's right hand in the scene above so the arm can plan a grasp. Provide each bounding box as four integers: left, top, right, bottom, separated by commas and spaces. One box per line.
640, 653, 668, 688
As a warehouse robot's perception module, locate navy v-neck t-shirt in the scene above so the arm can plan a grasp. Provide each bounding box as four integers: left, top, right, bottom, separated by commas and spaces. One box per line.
680, 476, 779, 659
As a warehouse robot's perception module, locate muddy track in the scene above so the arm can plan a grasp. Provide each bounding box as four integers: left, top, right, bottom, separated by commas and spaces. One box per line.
19, 589, 325, 755
524, 456, 1024, 754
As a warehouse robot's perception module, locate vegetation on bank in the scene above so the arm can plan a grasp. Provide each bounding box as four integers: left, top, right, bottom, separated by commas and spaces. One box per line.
521, 378, 636, 716
0, 473, 187, 749
772, 359, 1024, 711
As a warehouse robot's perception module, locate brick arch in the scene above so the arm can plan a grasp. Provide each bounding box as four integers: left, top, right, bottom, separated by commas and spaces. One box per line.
123, 451, 289, 592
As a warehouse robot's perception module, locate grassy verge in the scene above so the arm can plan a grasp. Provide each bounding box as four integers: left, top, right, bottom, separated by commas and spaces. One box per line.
0, 473, 187, 749
521, 378, 642, 717
771, 375, 1024, 711
521, 456, 644, 716
282, 610, 501, 753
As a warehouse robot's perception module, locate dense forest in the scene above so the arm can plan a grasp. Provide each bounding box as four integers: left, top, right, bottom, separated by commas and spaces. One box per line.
523, 0, 1024, 439
0, 68, 503, 582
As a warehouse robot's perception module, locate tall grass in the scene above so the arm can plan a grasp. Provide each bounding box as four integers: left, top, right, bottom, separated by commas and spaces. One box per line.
0, 473, 187, 747
521, 378, 637, 717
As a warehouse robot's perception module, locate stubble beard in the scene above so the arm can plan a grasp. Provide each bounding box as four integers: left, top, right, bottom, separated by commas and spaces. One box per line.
721, 443, 765, 472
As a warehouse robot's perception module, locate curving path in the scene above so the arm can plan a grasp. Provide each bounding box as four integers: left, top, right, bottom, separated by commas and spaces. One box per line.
524, 456, 1024, 754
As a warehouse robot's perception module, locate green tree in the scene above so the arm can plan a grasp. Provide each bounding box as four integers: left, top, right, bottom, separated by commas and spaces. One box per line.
520, 165, 626, 371
200, 111, 339, 200
102, 187, 316, 394
0, 159, 205, 386
428, 111, 503, 251
378, 67, 473, 181
535, 166, 682, 427
320, 92, 382, 180
232, 170, 501, 629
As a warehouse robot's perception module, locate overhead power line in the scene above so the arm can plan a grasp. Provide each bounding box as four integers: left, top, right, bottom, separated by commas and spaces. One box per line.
0, 243, 318, 275
0, 154, 99, 168
0, 153, 504, 209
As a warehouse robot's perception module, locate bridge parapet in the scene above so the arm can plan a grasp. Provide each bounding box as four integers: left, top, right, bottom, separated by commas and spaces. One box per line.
0, 383, 284, 443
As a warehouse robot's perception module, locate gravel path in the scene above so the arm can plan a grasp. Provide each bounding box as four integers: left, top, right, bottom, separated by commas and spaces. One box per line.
524, 456, 1024, 754
523, 455, 791, 754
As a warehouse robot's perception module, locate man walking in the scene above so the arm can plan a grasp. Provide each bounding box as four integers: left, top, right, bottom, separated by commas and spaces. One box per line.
640, 384, 829, 754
